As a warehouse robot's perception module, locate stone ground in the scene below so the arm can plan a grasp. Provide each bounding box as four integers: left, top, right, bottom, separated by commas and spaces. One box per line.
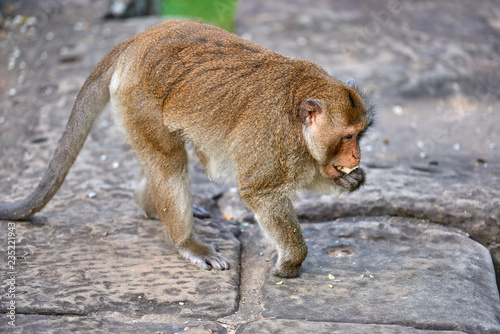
0, 0, 499, 333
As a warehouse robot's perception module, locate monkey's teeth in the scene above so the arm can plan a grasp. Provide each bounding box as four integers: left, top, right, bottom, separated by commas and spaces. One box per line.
338, 166, 359, 174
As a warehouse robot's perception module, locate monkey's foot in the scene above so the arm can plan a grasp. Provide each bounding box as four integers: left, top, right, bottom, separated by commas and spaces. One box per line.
272, 261, 302, 278
178, 241, 230, 271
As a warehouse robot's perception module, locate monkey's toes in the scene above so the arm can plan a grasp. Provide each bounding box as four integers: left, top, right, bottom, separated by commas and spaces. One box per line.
272, 263, 301, 278
179, 243, 230, 271
204, 253, 230, 271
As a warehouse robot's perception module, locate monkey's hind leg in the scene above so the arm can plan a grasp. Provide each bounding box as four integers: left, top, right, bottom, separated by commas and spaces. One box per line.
134, 172, 211, 220
125, 116, 228, 270
146, 140, 228, 270
134, 174, 158, 219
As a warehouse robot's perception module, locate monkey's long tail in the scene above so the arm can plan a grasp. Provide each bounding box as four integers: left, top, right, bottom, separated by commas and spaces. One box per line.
0, 49, 122, 220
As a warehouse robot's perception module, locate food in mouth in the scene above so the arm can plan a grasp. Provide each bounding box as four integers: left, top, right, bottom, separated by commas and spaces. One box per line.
335, 165, 359, 174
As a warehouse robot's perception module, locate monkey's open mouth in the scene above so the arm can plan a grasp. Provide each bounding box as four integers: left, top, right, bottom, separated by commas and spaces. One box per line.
335, 165, 359, 174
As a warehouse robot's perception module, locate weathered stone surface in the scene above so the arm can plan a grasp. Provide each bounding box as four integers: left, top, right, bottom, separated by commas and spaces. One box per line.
237, 0, 500, 101
295, 161, 500, 246
0, 212, 240, 318
236, 319, 467, 334
262, 219, 500, 333
5, 315, 226, 334
1, 0, 500, 332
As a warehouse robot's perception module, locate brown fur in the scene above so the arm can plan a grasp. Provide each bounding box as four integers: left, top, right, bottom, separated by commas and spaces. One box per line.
0, 20, 374, 277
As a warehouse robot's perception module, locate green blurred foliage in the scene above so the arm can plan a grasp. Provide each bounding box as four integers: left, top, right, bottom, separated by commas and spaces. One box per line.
160, 0, 239, 32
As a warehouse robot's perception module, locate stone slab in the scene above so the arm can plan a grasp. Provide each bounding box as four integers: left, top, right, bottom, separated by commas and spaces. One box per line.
236, 319, 467, 334
2, 315, 226, 334
295, 161, 500, 247
0, 211, 240, 318
261, 219, 500, 333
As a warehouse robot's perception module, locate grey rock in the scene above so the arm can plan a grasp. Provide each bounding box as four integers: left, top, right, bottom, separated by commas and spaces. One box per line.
261, 219, 500, 333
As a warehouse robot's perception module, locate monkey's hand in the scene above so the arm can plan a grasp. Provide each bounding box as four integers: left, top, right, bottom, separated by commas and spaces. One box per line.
333, 167, 365, 192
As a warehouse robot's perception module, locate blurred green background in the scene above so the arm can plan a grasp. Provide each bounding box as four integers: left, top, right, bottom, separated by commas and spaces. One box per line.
160, 0, 239, 32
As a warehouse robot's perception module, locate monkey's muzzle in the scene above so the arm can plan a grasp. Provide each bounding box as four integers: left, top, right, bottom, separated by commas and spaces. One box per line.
334, 165, 359, 174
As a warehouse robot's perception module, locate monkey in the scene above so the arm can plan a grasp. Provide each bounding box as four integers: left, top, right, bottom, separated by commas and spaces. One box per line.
0, 20, 374, 278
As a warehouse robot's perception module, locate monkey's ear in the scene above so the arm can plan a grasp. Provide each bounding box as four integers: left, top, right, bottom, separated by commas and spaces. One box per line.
299, 99, 322, 125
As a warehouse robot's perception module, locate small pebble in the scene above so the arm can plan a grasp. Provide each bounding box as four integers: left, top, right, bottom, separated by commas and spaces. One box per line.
8, 58, 16, 70
179, 302, 185, 305
88, 192, 97, 199
112, 162, 120, 168
0, 117, 5, 125
26, 16, 37, 25
392, 104, 403, 116
453, 143, 461, 151
11, 48, 20, 59
9, 88, 17, 96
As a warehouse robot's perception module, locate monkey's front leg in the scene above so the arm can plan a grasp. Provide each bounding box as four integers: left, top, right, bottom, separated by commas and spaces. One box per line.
242, 194, 308, 278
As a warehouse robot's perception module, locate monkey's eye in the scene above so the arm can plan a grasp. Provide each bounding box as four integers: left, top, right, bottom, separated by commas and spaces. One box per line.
343, 133, 355, 141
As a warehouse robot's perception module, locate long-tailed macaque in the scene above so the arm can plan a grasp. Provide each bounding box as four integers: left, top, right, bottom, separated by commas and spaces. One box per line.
0, 20, 374, 278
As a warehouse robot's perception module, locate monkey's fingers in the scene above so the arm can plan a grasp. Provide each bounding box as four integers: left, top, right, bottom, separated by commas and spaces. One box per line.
333, 168, 365, 192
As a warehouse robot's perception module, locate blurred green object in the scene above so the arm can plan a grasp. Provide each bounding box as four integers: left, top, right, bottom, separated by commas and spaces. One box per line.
160, 0, 239, 32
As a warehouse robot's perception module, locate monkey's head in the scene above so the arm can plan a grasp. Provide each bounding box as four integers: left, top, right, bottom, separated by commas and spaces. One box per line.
300, 83, 374, 192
